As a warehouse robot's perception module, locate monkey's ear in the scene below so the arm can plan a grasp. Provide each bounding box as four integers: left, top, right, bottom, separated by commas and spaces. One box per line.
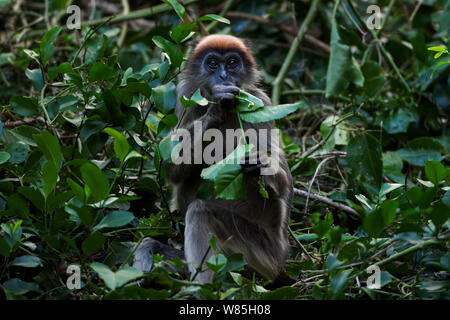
242, 38, 253, 49
189, 39, 199, 49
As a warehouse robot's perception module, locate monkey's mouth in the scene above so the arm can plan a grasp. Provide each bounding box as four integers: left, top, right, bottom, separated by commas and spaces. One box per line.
221, 81, 235, 86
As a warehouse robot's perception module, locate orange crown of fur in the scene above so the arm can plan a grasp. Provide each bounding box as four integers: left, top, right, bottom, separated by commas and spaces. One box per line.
192, 35, 255, 65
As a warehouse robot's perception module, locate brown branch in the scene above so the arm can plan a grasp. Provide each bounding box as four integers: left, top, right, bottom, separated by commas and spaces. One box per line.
225, 11, 330, 54
294, 187, 360, 218
3, 117, 46, 128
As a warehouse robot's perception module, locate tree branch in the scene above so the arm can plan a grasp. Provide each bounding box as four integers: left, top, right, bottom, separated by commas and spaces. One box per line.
272, 0, 321, 105
294, 187, 360, 218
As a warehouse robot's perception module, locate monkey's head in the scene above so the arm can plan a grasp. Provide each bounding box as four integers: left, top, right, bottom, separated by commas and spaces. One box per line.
184, 35, 260, 94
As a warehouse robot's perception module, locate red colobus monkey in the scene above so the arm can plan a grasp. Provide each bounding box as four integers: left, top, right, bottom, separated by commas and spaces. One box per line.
134, 35, 294, 286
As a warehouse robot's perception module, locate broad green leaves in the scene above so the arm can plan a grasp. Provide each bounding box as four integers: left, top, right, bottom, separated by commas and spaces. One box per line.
236, 90, 303, 123
180, 89, 209, 108
152, 36, 183, 68
326, 18, 364, 97
89, 62, 117, 82
239, 103, 301, 123
93, 210, 135, 231
32, 131, 61, 197
201, 144, 249, 200
90, 263, 143, 291
40, 26, 62, 65
347, 133, 382, 190
80, 162, 110, 203
9, 96, 39, 116
104, 128, 130, 162
427, 45, 450, 78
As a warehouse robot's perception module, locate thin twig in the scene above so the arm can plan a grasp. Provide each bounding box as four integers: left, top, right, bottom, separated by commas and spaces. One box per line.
272, 0, 321, 105
304, 157, 334, 214
294, 187, 360, 218
288, 226, 317, 262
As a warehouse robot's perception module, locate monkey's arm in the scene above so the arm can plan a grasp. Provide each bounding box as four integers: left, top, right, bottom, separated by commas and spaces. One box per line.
164, 85, 239, 184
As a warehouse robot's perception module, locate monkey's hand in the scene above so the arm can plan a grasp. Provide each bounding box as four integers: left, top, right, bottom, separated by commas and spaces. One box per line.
212, 84, 240, 103
207, 85, 240, 122
241, 153, 269, 176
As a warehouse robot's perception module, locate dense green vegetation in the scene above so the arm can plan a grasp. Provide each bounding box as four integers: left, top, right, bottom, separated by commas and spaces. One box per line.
0, 0, 448, 300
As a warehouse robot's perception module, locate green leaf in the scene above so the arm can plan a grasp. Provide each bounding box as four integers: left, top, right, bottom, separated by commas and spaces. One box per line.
3, 278, 41, 295
261, 286, 300, 300
10, 96, 39, 116
90, 263, 143, 291
383, 108, 417, 134
425, 161, 448, 185
89, 62, 117, 82
379, 183, 403, 198
82, 232, 106, 256
206, 254, 227, 273
395, 137, 444, 166
330, 269, 353, 296
9, 125, 41, 146
347, 133, 382, 189
80, 162, 110, 203
104, 128, 130, 163
194, 14, 230, 24
201, 143, 247, 180
427, 46, 447, 53
443, 189, 450, 208
430, 201, 450, 229
0, 151, 10, 164
180, 89, 209, 108
430, 61, 450, 79
5, 142, 29, 164
361, 61, 385, 97
236, 90, 265, 112
239, 103, 301, 124
213, 164, 247, 200
326, 19, 364, 98
93, 210, 135, 231
42, 161, 58, 197
291, 157, 319, 176
11, 255, 42, 268
114, 267, 144, 287
25, 68, 44, 91
380, 199, 399, 226
170, 24, 195, 44
40, 26, 62, 65
363, 209, 384, 237
319, 115, 349, 152
152, 36, 183, 68
32, 130, 61, 168
152, 82, 177, 114
326, 254, 344, 270
67, 178, 84, 202
162, 0, 185, 21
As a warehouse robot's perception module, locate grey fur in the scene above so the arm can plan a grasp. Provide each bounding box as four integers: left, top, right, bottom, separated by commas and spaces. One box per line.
134, 37, 293, 284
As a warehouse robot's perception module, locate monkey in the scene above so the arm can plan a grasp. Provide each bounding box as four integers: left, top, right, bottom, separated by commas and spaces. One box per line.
134, 35, 294, 287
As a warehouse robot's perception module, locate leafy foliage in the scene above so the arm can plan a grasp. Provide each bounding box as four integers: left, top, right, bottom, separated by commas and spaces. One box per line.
0, 0, 448, 300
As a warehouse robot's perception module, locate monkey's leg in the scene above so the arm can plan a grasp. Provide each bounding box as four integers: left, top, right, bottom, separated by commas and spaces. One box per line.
185, 199, 290, 283
184, 200, 216, 283
133, 237, 186, 275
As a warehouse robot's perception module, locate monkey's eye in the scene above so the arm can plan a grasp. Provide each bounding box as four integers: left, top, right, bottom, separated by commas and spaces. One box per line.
207, 58, 218, 69
227, 58, 238, 67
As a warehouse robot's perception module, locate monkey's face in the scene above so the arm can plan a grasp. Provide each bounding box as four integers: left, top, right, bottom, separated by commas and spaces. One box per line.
200, 51, 245, 89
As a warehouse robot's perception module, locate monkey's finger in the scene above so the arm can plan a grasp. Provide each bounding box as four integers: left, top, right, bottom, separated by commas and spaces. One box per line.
213, 85, 240, 95
216, 93, 236, 101
242, 163, 267, 176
